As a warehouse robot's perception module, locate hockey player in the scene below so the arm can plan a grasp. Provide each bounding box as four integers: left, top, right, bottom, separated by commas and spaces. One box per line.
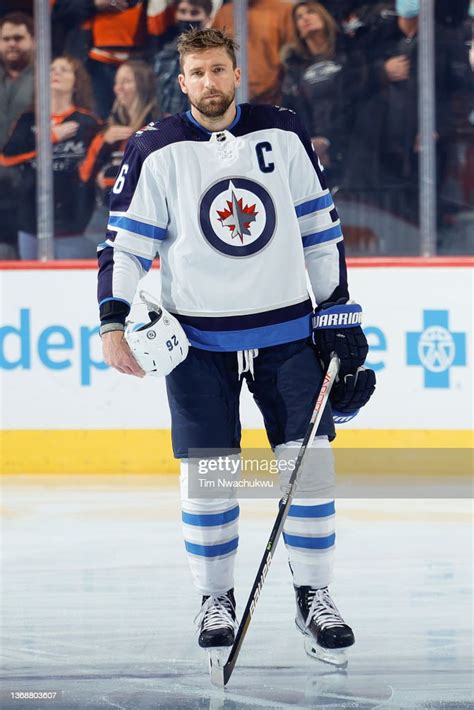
97, 28, 376, 667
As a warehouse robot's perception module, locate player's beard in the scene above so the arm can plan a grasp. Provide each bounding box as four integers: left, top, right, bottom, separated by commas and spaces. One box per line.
191, 88, 235, 119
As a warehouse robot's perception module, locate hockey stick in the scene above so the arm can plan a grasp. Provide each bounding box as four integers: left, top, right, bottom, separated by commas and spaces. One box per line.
210, 353, 340, 687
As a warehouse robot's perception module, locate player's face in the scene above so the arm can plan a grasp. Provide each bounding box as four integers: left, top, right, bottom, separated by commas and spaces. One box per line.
0, 22, 34, 71
178, 48, 240, 119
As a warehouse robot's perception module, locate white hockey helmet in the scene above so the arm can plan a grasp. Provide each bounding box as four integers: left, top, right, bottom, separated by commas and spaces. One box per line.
125, 291, 189, 376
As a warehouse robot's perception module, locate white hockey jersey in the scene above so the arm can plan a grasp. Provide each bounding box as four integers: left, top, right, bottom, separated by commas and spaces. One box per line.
97, 104, 347, 351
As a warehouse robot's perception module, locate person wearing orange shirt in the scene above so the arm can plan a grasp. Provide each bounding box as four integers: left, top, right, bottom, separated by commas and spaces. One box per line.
212, 0, 295, 104
1, 56, 100, 259
81, 59, 158, 208
52, 0, 148, 118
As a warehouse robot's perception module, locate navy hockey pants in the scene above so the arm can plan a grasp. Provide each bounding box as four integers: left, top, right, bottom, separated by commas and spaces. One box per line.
165, 338, 335, 458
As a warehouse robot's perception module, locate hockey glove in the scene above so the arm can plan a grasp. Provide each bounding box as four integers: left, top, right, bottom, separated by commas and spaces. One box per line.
331, 367, 376, 423
312, 298, 368, 378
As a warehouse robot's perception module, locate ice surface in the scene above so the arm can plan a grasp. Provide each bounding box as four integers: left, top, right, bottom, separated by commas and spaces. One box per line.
1, 476, 472, 709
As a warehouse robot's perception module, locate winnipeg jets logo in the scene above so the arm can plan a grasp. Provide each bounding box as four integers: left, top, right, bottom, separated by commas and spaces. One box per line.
200, 178, 275, 257
217, 187, 258, 243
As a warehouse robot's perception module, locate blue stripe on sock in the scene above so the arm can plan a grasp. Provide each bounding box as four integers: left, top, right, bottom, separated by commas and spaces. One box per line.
184, 537, 239, 557
283, 532, 335, 549
288, 501, 335, 518
182, 506, 239, 527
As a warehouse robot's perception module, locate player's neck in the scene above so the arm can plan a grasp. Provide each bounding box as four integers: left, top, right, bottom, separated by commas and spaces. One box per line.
190, 102, 237, 132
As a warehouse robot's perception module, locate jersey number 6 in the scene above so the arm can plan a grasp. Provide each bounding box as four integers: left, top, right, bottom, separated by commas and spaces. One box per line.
113, 164, 129, 194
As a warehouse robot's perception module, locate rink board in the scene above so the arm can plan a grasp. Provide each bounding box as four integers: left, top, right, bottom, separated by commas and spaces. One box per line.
0, 258, 472, 474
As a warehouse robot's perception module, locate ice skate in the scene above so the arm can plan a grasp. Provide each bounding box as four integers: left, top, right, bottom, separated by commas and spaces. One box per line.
195, 589, 238, 686
295, 586, 354, 667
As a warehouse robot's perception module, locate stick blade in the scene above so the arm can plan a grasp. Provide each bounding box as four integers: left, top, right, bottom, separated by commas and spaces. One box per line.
222, 664, 233, 686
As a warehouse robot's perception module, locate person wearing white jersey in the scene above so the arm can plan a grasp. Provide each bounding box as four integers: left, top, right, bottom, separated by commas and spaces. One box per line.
98, 28, 376, 667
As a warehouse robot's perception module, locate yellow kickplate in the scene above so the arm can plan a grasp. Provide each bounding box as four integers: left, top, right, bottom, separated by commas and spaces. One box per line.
0, 429, 472, 475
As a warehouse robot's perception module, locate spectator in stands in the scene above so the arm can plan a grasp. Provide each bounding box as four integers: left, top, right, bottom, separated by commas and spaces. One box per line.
212, 0, 295, 104
0, 12, 34, 258
339, 1, 396, 56
153, 0, 213, 116
342, 0, 471, 225
81, 59, 158, 206
281, 2, 367, 186
51, 0, 149, 119
0, 56, 100, 259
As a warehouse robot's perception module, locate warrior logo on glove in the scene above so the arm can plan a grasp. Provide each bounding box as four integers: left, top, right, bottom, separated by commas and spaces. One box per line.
312, 297, 376, 421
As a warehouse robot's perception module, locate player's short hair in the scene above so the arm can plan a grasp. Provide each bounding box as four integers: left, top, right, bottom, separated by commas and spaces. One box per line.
0, 11, 34, 37
177, 28, 239, 71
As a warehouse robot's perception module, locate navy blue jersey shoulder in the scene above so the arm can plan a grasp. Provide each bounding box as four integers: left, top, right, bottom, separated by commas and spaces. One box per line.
233, 104, 328, 190
231, 103, 301, 136
130, 113, 210, 159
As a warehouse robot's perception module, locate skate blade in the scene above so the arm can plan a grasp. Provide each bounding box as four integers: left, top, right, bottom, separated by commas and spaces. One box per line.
207, 647, 229, 688
304, 637, 348, 668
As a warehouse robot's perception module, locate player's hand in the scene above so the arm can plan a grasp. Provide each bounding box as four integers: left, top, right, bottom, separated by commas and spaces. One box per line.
384, 55, 410, 82
331, 367, 376, 412
52, 121, 79, 141
312, 298, 368, 379
102, 330, 145, 377
103, 125, 135, 144
94, 0, 129, 12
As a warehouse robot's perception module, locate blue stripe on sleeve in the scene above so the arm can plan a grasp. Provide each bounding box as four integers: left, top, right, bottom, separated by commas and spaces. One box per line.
99, 296, 131, 307
283, 532, 335, 549
295, 193, 333, 218
302, 223, 343, 248
182, 506, 240, 527
108, 215, 166, 240
184, 537, 239, 557
288, 501, 335, 518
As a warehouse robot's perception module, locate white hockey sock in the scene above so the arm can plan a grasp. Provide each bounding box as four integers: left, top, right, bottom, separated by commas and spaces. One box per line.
180, 458, 239, 596
276, 437, 336, 588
